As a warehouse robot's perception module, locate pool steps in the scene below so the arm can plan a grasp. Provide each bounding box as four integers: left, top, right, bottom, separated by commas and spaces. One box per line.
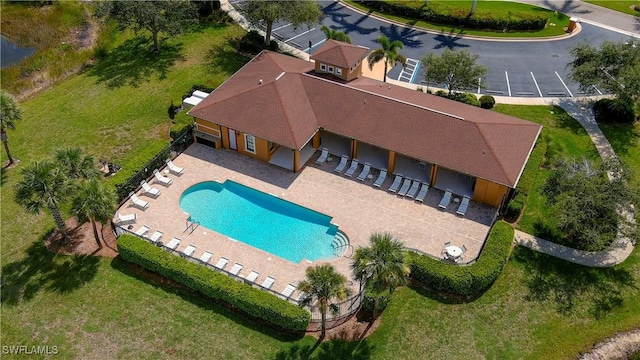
331, 230, 353, 258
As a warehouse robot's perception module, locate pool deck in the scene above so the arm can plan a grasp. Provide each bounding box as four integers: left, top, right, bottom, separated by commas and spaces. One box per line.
114, 144, 496, 297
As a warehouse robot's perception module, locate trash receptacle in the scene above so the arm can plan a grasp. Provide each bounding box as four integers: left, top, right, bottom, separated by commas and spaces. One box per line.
567, 17, 578, 32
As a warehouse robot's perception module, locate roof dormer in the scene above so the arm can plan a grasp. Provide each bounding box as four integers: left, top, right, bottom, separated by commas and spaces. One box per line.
311, 40, 369, 82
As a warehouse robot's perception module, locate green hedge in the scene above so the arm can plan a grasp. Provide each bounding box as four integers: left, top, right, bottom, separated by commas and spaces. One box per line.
408, 221, 514, 296
505, 141, 546, 220
105, 141, 171, 202
117, 235, 311, 332
171, 112, 195, 141
355, 1, 547, 31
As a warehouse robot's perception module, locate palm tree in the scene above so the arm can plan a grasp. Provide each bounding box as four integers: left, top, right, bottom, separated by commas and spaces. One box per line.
367, 35, 407, 83
298, 264, 352, 339
320, 25, 351, 44
15, 159, 72, 243
351, 232, 409, 319
71, 178, 117, 250
0, 90, 22, 166
55, 147, 99, 180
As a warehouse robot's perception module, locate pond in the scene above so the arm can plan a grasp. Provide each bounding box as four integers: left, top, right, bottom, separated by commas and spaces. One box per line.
1, 35, 35, 68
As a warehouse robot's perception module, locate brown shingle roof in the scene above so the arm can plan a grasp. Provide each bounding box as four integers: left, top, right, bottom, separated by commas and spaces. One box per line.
310, 40, 369, 69
190, 51, 541, 188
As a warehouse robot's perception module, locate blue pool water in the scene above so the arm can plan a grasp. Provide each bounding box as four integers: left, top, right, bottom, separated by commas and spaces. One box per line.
179, 181, 338, 263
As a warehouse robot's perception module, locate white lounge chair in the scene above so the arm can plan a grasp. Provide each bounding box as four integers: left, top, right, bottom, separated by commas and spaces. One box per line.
438, 190, 453, 209
229, 263, 243, 276
129, 192, 149, 209
315, 148, 329, 165
140, 180, 160, 197
357, 162, 371, 181
152, 169, 173, 186
215, 257, 229, 270
200, 251, 213, 263
166, 159, 184, 175
261, 276, 275, 289
116, 212, 136, 224
134, 225, 149, 236
149, 230, 163, 243
344, 158, 359, 177
181, 244, 195, 257
415, 183, 430, 202
373, 169, 387, 188
245, 270, 259, 283
334, 155, 348, 173
398, 178, 412, 196
281, 284, 296, 299
406, 180, 421, 198
166, 237, 180, 249
388, 174, 403, 193
456, 196, 471, 216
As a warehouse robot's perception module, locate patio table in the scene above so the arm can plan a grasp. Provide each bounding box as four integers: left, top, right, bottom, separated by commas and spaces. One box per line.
445, 246, 462, 258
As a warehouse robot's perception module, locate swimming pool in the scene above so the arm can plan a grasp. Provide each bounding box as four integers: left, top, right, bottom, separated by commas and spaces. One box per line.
179, 180, 339, 263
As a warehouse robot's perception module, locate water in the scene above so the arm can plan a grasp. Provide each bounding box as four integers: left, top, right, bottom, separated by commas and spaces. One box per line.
1, 36, 35, 68
180, 180, 338, 263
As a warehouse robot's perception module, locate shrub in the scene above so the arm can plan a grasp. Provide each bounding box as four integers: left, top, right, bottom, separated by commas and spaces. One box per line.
593, 98, 636, 124
355, 1, 547, 31
170, 112, 194, 141
435, 91, 480, 106
117, 235, 311, 332
408, 221, 514, 296
105, 141, 171, 201
479, 95, 496, 109
361, 285, 391, 319
239, 30, 278, 54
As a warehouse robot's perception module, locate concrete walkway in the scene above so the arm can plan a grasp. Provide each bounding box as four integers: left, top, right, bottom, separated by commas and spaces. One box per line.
220, 0, 636, 267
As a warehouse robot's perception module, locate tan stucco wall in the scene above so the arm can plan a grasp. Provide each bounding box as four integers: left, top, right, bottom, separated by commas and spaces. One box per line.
473, 178, 509, 208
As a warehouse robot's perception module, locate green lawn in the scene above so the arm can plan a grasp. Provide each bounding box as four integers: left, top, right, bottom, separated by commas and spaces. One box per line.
585, 0, 640, 16
344, 0, 571, 38
2, 10, 639, 359
492, 105, 601, 241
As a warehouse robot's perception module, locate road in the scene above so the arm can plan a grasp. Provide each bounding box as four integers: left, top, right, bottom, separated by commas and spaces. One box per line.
233, 0, 637, 98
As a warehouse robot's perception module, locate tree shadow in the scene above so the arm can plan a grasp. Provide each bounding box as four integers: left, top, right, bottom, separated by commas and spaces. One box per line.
274, 337, 374, 360
0, 166, 7, 187
321, 1, 378, 36
541, 0, 591, 15
1, 232, 100, 306
512, 246, 636, 318
87, 36, 185, 89
433, 29, 469, 50
378, 23, 423, 48
110, 257, 305, 342
598, 122, 640, 158
205, 41, 250, 77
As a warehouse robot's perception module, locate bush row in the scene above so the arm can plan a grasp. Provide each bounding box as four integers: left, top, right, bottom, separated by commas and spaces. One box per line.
408, 221, 514, 296
504, 142, 546, 220
435, 90, 480, 107
355, 1, 547, 31
117, 235, 311, 332
105, 142, 171, 202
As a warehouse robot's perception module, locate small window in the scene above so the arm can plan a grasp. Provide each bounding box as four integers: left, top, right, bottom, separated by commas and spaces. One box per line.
320, 64, 327, 71
245, 134, 256, 153
335, 68, 342, 75
328, 66, 334, 73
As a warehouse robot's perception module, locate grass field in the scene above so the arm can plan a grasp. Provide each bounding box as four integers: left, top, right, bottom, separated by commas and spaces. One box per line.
585, 0, 640, 16
1, 7, 639, 359
493, 104, 601, 241
344, 0, 571, 38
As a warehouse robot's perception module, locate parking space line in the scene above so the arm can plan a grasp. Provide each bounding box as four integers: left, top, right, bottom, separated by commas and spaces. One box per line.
397, 58, 419, 82
303, 38, 326, 53
593, 85, 603, 95
555, 71, 574, 97
284, 28, 315, 43
505, 71, 511, 97
530, 72, 543, 98
273, 23, 292, 32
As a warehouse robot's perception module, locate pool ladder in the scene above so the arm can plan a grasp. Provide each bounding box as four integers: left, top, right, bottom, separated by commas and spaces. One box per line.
331, 230, 353, 258
185, 217, 200, 234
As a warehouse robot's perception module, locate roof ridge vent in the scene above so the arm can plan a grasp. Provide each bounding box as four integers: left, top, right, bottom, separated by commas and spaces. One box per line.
275, 71, 285, 81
